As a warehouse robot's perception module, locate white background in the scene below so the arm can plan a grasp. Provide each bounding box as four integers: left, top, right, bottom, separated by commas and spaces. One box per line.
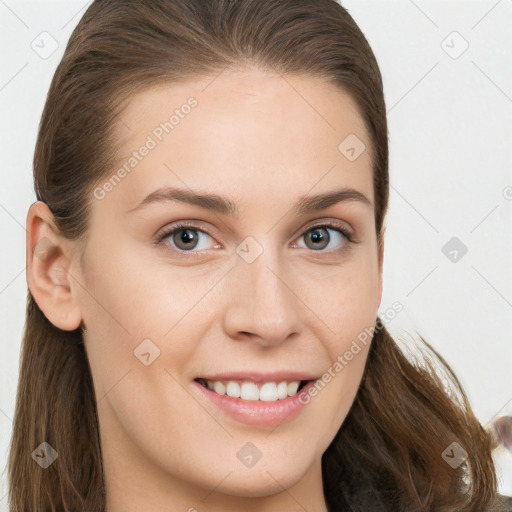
1, 0, 511, 505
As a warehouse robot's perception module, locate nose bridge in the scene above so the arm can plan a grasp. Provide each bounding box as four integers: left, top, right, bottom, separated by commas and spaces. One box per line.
225, 235, 303, 344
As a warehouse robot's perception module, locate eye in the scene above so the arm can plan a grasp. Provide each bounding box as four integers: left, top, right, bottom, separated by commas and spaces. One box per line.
156, 222, 218, 253
155, 220, 355, 256
292, 222, 353, 253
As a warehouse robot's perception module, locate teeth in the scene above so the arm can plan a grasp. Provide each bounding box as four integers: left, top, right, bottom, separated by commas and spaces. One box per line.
240, 382, 259, 401
277, 381, 288, 399
226, 381, 241, 398
287, 381, 300, 396
213, 381, 226, 395
201, 379, 306, 401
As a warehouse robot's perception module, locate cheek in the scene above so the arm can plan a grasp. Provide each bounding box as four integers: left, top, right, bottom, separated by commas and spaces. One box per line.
77, 245, 163, 389
79, 246, 215, 394
310, 306, 374, 436
79, 241, 176, 337
307, 253, 379, 415
303, 249, 380, 333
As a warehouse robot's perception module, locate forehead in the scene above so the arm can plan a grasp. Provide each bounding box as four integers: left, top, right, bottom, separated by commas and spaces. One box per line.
115, 69, 369, 144
100, 68, 374, 216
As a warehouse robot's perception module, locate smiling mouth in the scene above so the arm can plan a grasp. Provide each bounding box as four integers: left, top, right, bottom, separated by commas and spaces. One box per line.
194, 377, 312, 402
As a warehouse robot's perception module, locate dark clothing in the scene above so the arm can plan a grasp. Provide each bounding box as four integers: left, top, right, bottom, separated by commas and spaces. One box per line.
498, 495, 512, 512
326, 493, 512, 511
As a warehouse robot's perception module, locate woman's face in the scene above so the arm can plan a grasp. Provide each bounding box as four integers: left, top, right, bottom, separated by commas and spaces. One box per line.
59, 68, 383, 509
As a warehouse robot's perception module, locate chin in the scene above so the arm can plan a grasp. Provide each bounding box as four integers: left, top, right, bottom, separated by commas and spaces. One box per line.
214, 470, 303, 498
210, 457, 312, 498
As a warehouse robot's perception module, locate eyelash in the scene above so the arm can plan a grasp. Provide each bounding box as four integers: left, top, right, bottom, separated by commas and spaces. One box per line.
155, 220, 356, 258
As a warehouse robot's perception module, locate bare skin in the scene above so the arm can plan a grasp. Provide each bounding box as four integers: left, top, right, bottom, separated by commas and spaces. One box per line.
27, 67, 384, 512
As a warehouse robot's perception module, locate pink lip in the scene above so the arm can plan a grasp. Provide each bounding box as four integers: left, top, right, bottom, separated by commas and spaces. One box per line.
193, 379, 316, 427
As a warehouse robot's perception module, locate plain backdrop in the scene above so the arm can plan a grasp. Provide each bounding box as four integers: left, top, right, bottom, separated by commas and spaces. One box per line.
1, 0, 511, 505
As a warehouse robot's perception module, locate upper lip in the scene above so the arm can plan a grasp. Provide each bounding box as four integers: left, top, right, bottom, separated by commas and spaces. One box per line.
195, 371, 319, 384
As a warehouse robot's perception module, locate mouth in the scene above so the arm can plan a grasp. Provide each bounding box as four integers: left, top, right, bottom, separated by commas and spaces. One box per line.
193, 375, 318, 427
194, 377, 313, 402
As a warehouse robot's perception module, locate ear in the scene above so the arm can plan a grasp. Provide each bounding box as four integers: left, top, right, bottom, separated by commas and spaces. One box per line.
377, 226, 385, 308
26, 201, 83, 331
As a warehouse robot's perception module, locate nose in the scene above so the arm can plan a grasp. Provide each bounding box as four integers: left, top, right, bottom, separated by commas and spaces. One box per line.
222, 248, 303, 348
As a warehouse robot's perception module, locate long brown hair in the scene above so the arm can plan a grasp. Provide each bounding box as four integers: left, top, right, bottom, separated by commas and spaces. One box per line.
7, 1, 507, 510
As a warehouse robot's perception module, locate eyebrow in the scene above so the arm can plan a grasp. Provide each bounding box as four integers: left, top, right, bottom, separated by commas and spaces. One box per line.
127, 185, 373, 216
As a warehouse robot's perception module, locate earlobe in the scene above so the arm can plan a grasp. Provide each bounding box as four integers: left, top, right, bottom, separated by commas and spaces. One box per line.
26, 201, 83, 331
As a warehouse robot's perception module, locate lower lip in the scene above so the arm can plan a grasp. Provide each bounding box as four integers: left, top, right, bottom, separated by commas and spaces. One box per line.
193, 380, 316, 427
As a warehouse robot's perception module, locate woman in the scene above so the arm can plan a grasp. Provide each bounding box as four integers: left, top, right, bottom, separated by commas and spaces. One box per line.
8, 0, 512, 510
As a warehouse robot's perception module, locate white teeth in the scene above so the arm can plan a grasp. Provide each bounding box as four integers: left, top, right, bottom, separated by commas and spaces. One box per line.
213, 381, 226, 395
259, 382, 277, 402
240, 382, 259, 401
287, 381, 300, 396
202, 379, 305, 401
277, 381, 288, 399
226, 381, 241, 398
